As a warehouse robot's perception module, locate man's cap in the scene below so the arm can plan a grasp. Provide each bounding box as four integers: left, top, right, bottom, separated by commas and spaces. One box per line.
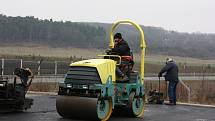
114, 33, 122, 39
166, 58, 173, 62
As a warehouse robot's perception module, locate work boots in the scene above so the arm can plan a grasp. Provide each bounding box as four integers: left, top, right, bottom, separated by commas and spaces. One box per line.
117, 74, 129, 82
165, 100, 176, 105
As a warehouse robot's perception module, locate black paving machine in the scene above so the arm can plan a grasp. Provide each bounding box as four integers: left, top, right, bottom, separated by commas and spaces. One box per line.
0, 68, 34, 112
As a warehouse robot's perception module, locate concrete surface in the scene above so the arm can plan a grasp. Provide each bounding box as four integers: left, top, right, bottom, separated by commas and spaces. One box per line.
0, 95, 214, 121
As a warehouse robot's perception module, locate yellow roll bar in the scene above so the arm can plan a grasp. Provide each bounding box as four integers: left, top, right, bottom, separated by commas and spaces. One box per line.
109, 20, 146, 84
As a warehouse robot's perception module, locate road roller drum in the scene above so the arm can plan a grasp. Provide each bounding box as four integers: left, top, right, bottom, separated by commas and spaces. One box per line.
56, 96, 99, 120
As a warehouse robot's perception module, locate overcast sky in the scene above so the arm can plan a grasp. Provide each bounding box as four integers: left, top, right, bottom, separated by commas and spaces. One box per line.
0, 0, 214, 33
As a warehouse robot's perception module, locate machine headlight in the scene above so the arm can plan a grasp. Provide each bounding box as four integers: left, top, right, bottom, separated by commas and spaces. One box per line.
82, 85, 88, 89
0, 83, 4, 87
67, 84, 72, 88
59, 81, 66, 87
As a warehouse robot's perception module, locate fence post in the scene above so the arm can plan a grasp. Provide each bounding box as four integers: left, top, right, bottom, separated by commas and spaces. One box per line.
1, 58, 4, 76
55, 61, 57, 75
188, 86, 191, 103
20, 59, 23, 68
38, 60, 40, 75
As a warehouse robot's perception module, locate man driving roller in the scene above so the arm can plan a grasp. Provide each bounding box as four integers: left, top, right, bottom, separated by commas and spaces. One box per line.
111, 33, 131, 56
110, 33, 132, 81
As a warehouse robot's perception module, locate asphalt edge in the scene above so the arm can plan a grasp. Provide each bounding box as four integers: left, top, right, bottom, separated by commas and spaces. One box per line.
176, 102, 215, 108
27, 91, 57, 96
162, 100, 215, 108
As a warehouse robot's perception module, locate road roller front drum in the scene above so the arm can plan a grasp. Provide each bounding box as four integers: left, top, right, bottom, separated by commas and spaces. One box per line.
56, 95, 113, 121
56, 95, 98, 120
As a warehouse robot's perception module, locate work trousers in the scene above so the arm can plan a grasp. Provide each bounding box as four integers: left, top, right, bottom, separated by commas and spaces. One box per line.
116, 60, 129, 77
168, 81, 178, 104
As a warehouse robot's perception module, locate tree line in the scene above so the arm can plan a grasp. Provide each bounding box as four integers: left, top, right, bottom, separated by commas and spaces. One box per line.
0, 14, 106, 48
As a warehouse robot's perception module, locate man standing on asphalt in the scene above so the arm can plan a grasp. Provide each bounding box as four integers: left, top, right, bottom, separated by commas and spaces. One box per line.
158, 58, 179, 105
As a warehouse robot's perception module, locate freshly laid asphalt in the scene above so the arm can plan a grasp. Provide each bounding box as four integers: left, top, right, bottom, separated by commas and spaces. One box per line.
0, 95, 214, 121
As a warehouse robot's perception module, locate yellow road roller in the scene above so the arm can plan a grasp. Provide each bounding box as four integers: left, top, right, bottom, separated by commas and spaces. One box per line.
56, 20, 147, 121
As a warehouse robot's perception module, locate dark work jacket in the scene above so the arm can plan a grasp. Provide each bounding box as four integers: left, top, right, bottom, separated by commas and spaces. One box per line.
111, 39, 131, 56
159, 61, 179, 82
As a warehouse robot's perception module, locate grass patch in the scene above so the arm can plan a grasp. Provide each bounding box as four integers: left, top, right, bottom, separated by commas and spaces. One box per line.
29, 82, 58, 92
1, 46, 215, 65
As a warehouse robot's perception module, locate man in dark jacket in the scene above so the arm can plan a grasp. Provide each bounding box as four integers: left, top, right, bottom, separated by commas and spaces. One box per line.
158, 58, 179, 105
111, 33, 131, 56
110, 33, 131, 81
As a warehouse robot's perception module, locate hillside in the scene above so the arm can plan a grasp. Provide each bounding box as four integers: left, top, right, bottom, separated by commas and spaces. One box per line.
0, 14, 215, 59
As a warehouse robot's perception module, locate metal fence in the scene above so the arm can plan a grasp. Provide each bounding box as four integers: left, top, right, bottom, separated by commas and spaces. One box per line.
1, 58, 70, 76
1, 58, 214, 104
1, 58, 215, 76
